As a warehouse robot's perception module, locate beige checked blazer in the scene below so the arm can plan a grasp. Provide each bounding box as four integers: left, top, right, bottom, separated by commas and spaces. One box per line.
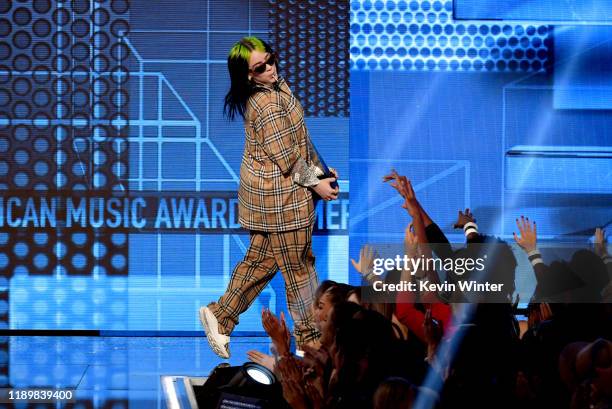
238, 78, 320, 232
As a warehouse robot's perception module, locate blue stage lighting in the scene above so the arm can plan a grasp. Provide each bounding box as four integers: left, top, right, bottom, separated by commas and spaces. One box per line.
351, 0, 551, 71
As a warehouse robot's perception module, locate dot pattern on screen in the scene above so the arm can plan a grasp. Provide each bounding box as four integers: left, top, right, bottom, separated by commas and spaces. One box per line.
349, 0, 552, 72
269, 0, 349, 116
0, 0, 130, 278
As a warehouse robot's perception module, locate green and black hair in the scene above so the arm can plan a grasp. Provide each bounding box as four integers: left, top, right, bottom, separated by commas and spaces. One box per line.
223, 36, 274, 120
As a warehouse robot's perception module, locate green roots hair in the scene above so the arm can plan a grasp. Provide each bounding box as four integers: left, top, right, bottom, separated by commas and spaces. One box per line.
224, 36, 273, 120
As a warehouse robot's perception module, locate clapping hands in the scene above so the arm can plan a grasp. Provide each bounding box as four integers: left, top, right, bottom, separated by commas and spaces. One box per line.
261, 308, 290, 357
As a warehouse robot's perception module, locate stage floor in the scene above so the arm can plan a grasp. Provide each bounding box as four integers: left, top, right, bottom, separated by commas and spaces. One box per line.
7, 335, 271, 408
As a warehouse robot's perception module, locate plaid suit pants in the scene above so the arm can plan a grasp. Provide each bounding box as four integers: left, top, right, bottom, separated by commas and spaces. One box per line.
207, 224, 320, 346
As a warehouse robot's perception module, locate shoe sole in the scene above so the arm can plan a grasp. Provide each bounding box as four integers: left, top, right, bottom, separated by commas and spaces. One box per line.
199, 307, 230, 359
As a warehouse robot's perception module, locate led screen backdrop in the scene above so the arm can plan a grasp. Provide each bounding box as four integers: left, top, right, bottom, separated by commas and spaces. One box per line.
349, 0, 612, 302
0, 0, 349, 333
455, 0, 612, 23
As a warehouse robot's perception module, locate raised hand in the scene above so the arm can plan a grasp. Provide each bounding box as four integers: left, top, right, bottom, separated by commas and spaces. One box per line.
383, 170, 420, 216
382, 169, 399, 184
453, 208, 476, 229
594, 227, 609, 258
513, 216, 537, 253
262, 309, 290, 356
350, 244, 378, 276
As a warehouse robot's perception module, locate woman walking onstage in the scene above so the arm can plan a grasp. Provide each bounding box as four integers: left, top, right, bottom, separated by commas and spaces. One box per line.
200, 37, 339, 358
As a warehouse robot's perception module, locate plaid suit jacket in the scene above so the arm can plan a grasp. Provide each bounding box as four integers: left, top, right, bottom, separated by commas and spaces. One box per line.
238, 78, 318, 232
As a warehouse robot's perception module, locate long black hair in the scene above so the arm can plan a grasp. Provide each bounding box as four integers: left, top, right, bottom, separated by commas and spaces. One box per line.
223, 36, 274, 120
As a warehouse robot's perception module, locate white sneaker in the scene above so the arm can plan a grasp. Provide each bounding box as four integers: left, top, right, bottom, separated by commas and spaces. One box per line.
199, 306, 230, 359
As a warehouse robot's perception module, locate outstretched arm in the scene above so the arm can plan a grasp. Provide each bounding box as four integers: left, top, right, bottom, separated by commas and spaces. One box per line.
385, 171, 459, 260
513, 216, 551, 301
384, 171, 441, 285
384, 172, 429, 249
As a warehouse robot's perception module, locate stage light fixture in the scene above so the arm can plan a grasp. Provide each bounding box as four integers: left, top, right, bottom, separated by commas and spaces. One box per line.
243, 362, 275, 385
193, 362, 288, 409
